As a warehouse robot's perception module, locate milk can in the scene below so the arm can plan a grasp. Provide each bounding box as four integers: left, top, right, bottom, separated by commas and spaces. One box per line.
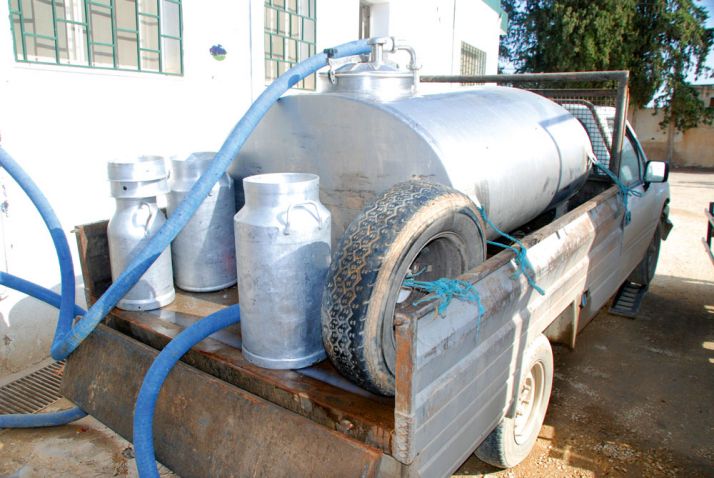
168, 152, 237, 292
107, 156, 175, 311
234, 173, 330, 369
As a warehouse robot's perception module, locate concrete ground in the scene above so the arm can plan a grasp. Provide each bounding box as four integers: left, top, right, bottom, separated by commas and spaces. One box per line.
0, 170, 712, 477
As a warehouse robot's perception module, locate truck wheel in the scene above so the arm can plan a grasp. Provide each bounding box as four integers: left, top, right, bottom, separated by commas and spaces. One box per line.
628, 223, 662, 287
321, 181, 486, 395
475, 334, 553, 468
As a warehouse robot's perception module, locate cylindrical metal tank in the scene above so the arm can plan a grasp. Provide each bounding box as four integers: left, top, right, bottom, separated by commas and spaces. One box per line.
229, 64, 592, 246
234, 173, 330, 369
107, 156, 175, 311
168, 152, 237, 292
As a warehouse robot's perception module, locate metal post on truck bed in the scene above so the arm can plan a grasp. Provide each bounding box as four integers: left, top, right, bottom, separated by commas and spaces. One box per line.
421, 70, 630, 177
705, 202, 714, 265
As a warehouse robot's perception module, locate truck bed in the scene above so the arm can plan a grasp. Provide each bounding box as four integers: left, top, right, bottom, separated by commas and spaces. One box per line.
64, 183, 628, 477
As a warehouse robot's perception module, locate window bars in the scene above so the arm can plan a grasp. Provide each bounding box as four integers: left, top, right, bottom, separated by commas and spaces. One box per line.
264, 0, 316, 90
8, 0, 183, 75
460, 42, 486, 77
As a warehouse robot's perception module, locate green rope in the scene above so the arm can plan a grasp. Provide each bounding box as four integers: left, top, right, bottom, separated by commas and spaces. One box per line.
476, 206, 546, 296
402, 277, 484, 317
588, 155, 642, 225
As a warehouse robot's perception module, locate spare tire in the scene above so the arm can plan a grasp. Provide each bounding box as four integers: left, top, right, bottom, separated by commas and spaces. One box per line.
321, 181, 486, 395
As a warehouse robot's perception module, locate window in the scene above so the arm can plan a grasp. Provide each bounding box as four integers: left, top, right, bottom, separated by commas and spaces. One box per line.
8, 0, 183, 75
619, 134, 642, 185
264, 0, 316, 90
460, 41, 486, 76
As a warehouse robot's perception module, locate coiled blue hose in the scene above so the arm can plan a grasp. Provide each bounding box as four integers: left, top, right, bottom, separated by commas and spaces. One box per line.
0, 148, 78, 356
0, 39, 371, 468
0, 149, 87, 428
133, 305, 241, 478
0, 274, 87, 426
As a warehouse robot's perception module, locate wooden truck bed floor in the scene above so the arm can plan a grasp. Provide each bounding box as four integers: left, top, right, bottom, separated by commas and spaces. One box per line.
64, 221, 399, 477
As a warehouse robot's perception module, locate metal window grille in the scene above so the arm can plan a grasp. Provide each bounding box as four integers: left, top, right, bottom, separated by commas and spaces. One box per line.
460, 41, 486, 76
264, 0, 316, 90
8, 0, 183, 75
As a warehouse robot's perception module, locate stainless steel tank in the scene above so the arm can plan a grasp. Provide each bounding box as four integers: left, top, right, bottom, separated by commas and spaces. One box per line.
234, 173, 330, 369
168, 152, 237, 292
107, 156, 175, 311
229, 39, 592, 245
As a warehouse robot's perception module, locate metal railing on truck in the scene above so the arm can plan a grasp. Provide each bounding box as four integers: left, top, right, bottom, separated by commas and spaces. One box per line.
420, 71, 630, 179
705, 202, 714, 265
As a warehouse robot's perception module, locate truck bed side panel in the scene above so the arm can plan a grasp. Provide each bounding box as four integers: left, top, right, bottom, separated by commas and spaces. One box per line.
393, 188, 623, 477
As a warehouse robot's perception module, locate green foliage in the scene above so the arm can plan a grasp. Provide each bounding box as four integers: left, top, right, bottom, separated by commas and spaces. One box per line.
501, 0, 714, 131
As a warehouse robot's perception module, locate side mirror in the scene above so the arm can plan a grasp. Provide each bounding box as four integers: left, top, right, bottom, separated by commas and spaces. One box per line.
644, 161, 668, 183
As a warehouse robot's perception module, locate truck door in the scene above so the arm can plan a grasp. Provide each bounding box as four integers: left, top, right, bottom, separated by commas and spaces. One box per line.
619, 126, 659, 280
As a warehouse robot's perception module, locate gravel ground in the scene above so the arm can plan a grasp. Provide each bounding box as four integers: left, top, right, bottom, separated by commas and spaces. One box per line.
0, 170, 712, 477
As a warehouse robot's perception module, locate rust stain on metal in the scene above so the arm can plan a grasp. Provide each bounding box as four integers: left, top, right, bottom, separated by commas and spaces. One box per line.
63, 325, 387, 478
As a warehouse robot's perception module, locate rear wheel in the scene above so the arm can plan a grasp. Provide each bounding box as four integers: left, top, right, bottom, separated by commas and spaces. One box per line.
321, 181, 486, 395
475, 334, 553, 468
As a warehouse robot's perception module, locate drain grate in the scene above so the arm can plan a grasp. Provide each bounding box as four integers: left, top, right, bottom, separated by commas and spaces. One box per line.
0, 361, 64, 415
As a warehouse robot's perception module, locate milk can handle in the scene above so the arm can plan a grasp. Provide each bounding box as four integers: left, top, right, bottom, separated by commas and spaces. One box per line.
137, 201, 154, 236
284, 200, 322, 235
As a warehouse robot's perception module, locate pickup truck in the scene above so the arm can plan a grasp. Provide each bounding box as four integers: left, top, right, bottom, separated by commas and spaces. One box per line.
63, 69, 671, 477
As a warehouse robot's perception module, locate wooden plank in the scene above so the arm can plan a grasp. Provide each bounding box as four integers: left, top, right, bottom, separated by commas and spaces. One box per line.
73, 220, 111, 307
62, 325, 397, 478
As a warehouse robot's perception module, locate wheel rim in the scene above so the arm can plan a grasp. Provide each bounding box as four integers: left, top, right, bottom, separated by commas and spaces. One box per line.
382, 232, 470, 375
513, 361, 546, 445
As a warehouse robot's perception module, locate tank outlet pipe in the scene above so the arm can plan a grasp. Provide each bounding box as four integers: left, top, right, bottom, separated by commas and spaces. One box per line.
50, 38, 372, 360
133, 305, 241, 478
386, 37, 420, 87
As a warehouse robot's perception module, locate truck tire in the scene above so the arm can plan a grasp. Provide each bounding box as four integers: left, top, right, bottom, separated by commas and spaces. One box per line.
321, 181, 486, 395
627, 223, 662, 287
475, 334, 553, 468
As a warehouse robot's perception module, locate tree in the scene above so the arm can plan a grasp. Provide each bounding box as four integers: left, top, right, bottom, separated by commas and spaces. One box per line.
500, 0, 714, 132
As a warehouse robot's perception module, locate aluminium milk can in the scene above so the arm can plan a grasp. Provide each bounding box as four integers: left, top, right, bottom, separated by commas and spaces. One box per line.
168, 152, 237, 292
234, 173, 330, 369
107, 156, 175, 311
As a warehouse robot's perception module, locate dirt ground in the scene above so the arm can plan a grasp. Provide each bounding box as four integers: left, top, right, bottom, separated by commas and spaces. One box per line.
0, 170, 712, 477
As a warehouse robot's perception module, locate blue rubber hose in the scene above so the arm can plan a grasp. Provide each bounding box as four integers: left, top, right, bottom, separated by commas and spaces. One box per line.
0, 405, 87, 428
51, 39, 372, 360
0, 271, 86, 317
133, 305, 241, 478
0, 148, 78, 355
0, 271, 88, 427
0, 148, 86, 428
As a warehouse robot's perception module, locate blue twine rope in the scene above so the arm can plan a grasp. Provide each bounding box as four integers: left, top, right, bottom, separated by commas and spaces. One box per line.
476, 206, 546, 296
402, 277, 485, 317
588, 155, 642, 225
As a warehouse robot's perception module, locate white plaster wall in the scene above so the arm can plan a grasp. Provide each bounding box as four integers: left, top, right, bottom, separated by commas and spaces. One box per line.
0, 0, 357, 376
316, 0, 360, 51
366, 0, 501, 76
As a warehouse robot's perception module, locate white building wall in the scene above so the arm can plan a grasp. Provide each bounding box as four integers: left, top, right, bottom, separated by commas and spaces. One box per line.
0, 0, 357, 376
365, 0, 502, 76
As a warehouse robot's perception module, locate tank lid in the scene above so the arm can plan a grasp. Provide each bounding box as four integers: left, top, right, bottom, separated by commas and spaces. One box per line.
171, 152, 215, 182
320, 37, 419, 101
108, 155, 167, 182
